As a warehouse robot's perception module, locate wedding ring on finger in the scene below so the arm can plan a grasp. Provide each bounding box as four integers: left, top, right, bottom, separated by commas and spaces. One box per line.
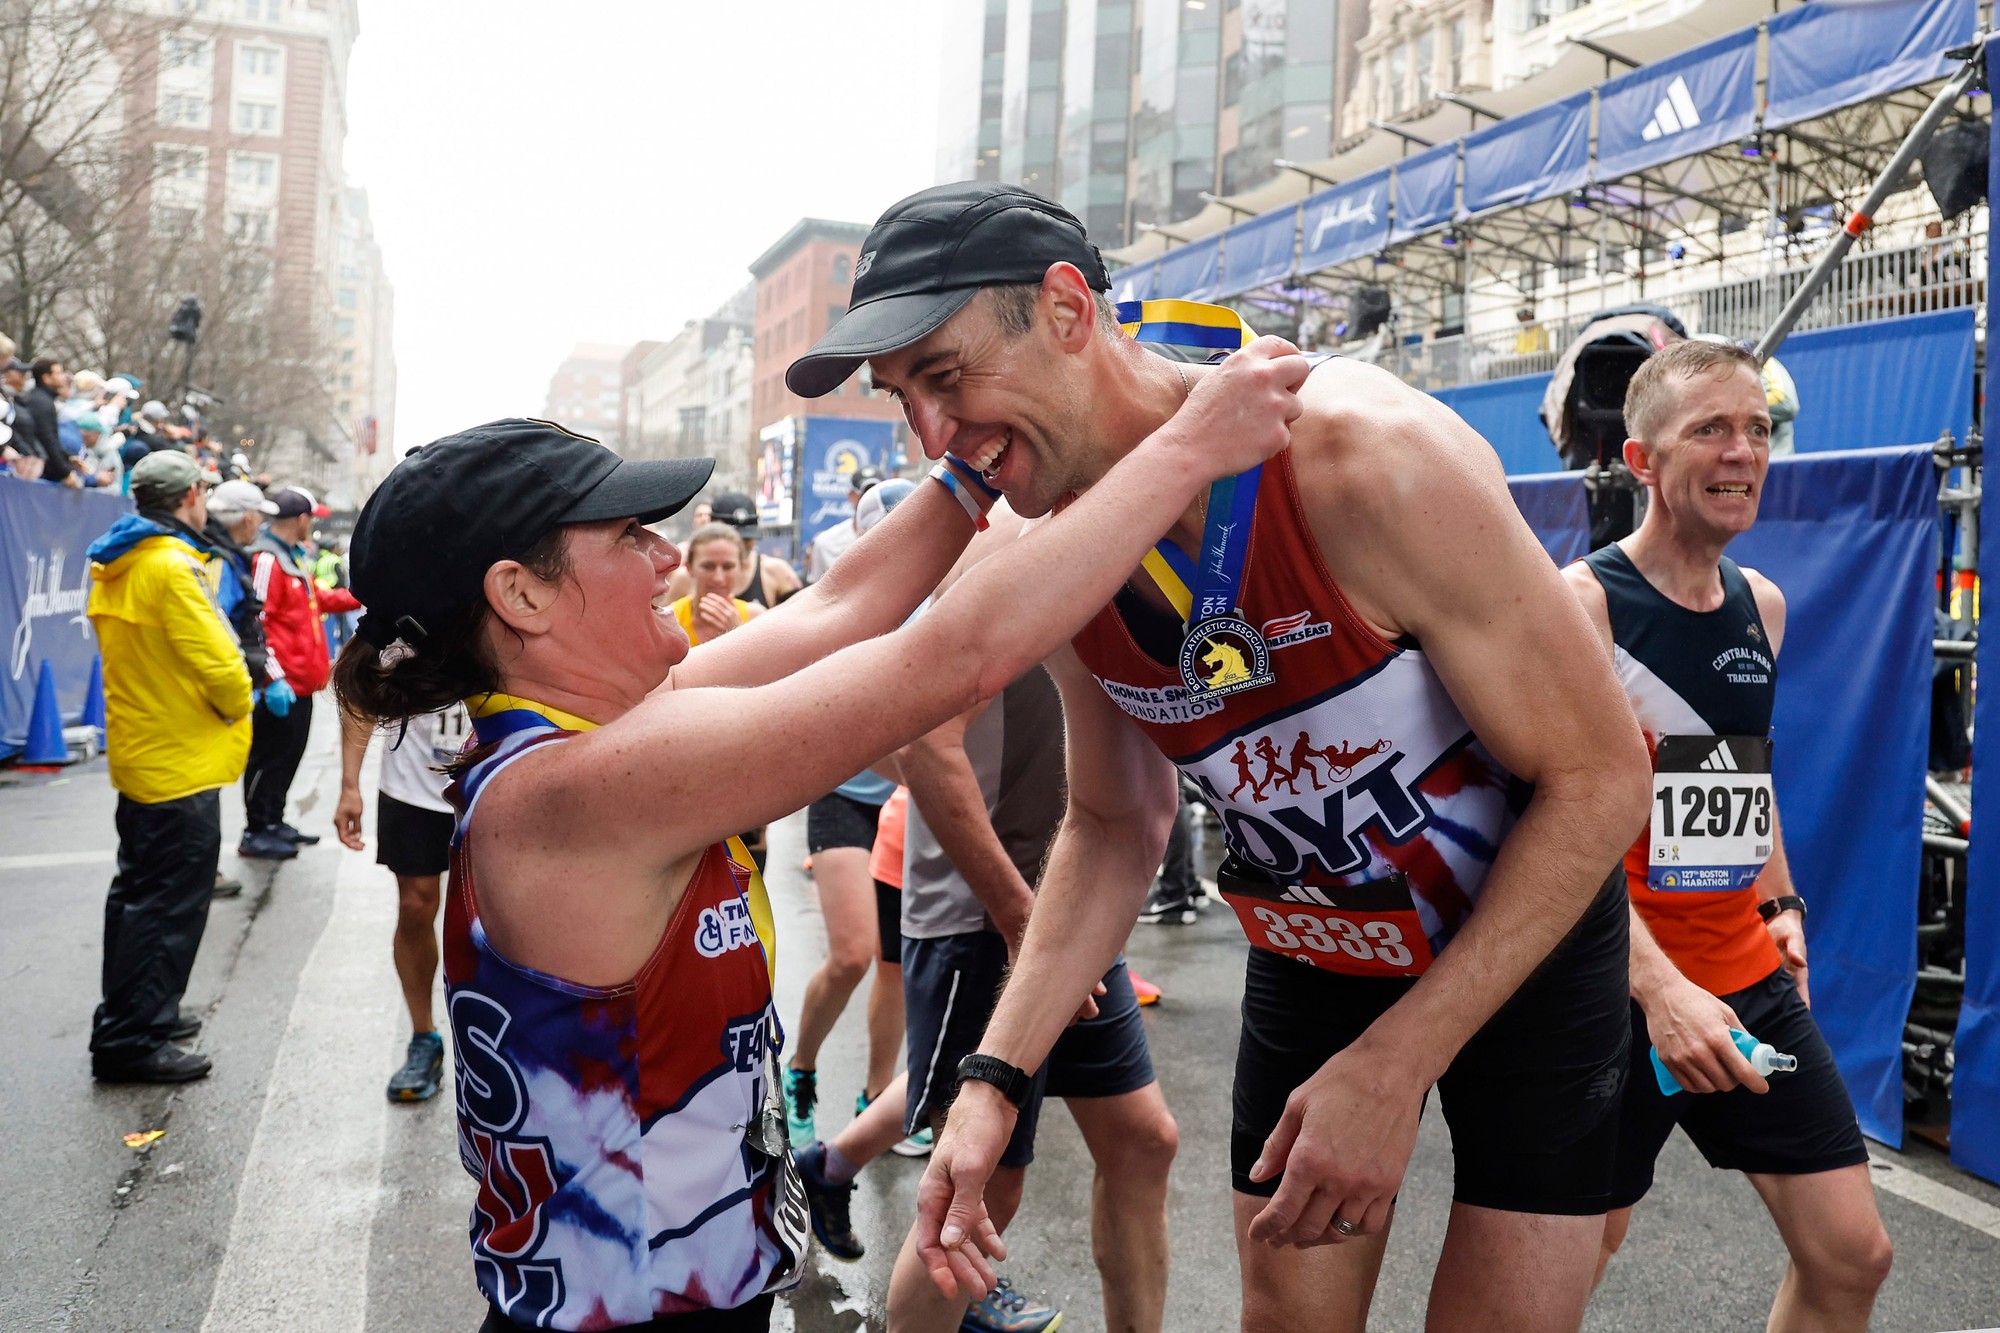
1333, 1215, 1359, 1237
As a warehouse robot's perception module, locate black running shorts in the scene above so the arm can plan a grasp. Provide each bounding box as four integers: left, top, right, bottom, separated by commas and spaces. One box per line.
376, 792, 454, 879
1611, 965, 1868, 1207
904, 931, 1155, 1169
806, 791, 881, 854
1232, 869, 1631, 1215
875, 880, 902, 965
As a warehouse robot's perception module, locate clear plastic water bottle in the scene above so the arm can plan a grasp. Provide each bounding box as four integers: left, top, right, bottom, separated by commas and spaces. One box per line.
1651, 1027, 1798, 1096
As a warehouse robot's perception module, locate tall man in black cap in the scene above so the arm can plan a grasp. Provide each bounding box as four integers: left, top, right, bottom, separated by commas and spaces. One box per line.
789, 183, 1651, 1332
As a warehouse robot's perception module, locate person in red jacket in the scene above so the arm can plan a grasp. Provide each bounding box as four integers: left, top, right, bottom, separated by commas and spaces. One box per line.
241, 486, 359, 859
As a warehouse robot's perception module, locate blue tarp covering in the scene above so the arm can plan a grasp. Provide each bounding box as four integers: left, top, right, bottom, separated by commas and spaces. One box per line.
1766, 0, 1974, 131
1432, 375, 1563, 476
1111, 260, 1157, 304
1300, 168, 1392, 273
1154, 234, 1222, 301
1391, 146, 1458, 244
1508, 449, 1937, 1147
0, 477, 130, 756
1780, 307, 1974, 451
1594, 28, 1758, 183
1952, 61, 2000, 1184
1461, 92, 1592, 217
1216, 206, 1298, 296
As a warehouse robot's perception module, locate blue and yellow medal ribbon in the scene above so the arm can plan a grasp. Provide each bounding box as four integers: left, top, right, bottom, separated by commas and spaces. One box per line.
1117, 299, 1261, 625
465, 692, 780, 974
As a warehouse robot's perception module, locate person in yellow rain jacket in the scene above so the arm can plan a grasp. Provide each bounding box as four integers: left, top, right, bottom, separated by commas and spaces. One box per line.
84, 450, 251, 1085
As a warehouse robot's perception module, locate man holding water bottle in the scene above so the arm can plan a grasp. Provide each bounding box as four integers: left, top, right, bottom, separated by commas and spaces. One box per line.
1562, 340, 1891, 1331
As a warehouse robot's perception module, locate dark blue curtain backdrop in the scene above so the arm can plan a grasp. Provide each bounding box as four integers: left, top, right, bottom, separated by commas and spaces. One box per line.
1433, 376, 1563, 475
1441, 309, 1974, 475
1951, 48, 2000, 1185
0, 477, 131, 755
1507, 448, 1937, 1145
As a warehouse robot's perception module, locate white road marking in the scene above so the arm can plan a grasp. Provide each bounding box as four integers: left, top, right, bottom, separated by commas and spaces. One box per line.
1869, 1152, 2000, 1241
0, 849, 114, 871
201, 843, 401, 1333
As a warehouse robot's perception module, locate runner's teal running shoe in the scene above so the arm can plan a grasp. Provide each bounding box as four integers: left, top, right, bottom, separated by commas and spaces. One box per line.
785, 1067, 817, 1149
891, 1124, 935, 1158
961, 1278, 1062, 1331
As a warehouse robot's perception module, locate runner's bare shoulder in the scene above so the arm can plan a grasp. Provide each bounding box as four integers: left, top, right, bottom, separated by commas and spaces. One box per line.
1291, 355, 1509, 493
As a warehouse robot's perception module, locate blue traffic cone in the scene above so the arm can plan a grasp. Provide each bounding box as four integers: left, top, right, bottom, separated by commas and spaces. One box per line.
22, 660, 70, 765
81, 654, 106, 734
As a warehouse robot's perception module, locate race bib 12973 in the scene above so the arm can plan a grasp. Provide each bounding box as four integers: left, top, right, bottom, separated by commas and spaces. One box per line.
1649, 734, 1773, 892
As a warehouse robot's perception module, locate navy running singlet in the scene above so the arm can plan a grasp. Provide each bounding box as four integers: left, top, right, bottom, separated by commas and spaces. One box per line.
1581, 543, 1782, 995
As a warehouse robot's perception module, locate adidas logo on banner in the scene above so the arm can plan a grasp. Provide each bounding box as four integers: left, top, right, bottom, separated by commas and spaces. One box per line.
1640, 76, 1702, 142
1698, 741, 1739, 772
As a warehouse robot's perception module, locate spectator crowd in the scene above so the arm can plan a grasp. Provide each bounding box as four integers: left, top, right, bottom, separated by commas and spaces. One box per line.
0, 332, 249, 492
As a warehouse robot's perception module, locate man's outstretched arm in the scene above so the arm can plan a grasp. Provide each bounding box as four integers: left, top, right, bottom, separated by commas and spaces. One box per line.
909, 640, 1179, 1296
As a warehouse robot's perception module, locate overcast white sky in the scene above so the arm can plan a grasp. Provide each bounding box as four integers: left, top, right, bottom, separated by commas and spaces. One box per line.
345, 1, 943, 453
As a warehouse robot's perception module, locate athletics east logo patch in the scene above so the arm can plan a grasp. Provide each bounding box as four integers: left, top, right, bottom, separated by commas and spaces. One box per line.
1260, 609, 1334, 651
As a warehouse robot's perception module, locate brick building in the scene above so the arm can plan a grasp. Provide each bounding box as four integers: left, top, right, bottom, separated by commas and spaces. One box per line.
130, 0, 378, 496
748, 219, 905, 435
542, 343, 631, 446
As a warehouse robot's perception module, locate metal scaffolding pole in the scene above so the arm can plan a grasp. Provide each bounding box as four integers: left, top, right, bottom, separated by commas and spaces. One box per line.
1752, 49, 1986, 362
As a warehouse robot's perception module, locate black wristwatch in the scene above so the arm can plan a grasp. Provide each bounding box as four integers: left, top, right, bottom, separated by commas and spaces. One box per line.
1758, 895, 1807, 922
955, 1054, 1034, 1109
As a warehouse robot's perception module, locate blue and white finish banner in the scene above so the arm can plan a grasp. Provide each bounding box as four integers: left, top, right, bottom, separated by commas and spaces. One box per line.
1594, 28, 1758, 184
1299, 168, 1392, 274
1461, 91, 1591, 217
1216, 206, 1298, 297
1390, 145, 1459, 244
1766, 0, 1975, 131
1111, 260, 1157, 305
796, 417, 895, 556
1154, 235, 1222, 302
0, 476, 131, 754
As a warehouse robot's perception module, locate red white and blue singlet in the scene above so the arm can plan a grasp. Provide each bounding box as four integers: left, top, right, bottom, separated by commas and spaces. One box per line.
1071, 448, 1531, 976
443, 708, 804, 1328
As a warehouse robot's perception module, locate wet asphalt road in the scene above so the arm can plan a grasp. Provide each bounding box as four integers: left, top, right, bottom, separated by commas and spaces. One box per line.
3, 709, 2000, 1331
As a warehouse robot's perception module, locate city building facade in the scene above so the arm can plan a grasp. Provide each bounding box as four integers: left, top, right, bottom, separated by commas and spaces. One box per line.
621, 285, 756, 487
747, 219, 903, 435
937, 0, 1362, 246
124, 0, 382, 497
542, 343, 630, 446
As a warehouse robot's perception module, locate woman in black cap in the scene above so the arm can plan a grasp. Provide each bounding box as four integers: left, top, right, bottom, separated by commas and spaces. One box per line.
333, 349, 1302, 1331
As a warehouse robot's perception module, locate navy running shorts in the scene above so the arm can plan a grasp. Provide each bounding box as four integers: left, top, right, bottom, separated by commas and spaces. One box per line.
1611, 965, 1869, 1208
904, 931, 1155, 1169
376, 791, 454, 879
875, 880, 901, 965
806, 792, 881, 854
1232, 868, 1631, 1215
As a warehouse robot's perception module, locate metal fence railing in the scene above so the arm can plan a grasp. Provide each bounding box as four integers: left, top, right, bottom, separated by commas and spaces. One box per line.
1363, 232, 1986, 392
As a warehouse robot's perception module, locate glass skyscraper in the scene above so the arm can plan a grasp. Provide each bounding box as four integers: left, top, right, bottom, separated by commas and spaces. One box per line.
938, 0, 1345, 247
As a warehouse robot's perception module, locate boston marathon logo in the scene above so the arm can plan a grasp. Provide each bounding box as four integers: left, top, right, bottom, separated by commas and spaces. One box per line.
1180, 615, 1275, 701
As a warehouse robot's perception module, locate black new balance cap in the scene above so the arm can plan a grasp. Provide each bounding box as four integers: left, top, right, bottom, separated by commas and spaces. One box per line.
349, 418, 712, 651
786, 182, 1111, 399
